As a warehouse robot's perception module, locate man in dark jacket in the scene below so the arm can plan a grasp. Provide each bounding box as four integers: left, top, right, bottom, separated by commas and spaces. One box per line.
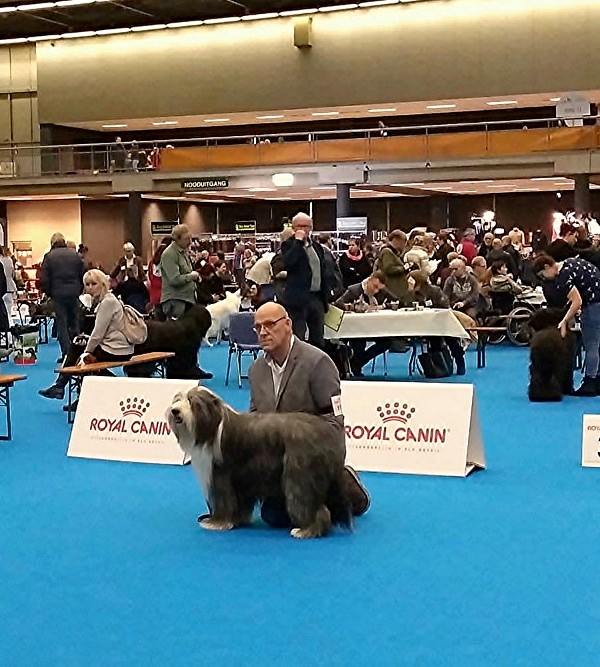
40, 232, 85, 360
334, 271, 396, 376
281, 212, 332, 349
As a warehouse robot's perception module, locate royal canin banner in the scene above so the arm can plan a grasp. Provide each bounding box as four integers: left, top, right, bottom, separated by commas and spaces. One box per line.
581, 415, 600, 467
341, 381, 485, 477
67, 377, 198, 465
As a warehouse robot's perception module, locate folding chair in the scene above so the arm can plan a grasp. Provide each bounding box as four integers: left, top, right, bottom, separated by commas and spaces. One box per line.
225, 312, 262, 388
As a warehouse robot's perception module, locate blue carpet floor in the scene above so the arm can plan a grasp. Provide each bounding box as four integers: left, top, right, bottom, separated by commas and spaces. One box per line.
1, 339, 599, 666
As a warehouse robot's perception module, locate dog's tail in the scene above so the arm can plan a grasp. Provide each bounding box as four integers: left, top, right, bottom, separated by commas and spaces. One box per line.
327, 470, 353, 530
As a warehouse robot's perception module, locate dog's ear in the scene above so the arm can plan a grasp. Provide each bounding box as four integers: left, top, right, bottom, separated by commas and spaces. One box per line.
187, 388, 223, 443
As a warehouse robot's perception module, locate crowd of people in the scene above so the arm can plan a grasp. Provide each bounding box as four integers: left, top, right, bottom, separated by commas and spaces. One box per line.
7, 209, 600, 402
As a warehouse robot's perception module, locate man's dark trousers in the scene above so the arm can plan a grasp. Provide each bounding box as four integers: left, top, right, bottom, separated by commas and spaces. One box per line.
287, 292, 325, 349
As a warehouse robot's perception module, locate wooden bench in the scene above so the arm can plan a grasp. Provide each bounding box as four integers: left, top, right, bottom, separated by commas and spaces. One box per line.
57, 351, 175, 423
466, 327, 507, 368
0, 374, 26, 440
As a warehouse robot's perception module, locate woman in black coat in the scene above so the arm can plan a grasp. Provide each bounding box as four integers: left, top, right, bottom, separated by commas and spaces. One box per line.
338, 239, 372, 288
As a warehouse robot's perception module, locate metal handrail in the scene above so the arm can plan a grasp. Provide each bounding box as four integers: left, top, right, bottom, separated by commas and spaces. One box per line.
0, 115, 595, 152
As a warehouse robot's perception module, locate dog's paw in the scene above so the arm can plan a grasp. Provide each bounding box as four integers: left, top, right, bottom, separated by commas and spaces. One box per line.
290, 527, 317, 539
200, 517, 234, 531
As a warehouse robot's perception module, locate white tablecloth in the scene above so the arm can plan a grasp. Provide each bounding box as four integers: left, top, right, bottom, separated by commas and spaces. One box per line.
324, 308, 470, 340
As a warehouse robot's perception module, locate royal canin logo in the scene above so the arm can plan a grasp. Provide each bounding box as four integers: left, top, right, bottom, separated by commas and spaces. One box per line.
345, 403, 447, 444
89, 396, 171, 435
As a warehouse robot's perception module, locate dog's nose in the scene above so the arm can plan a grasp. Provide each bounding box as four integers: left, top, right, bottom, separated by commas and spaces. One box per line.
171, 407, 181, 417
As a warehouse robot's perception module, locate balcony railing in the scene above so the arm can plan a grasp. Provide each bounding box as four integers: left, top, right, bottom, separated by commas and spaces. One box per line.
0, 116, 598, 180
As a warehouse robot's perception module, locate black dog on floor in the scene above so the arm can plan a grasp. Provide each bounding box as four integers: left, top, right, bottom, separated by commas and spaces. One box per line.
528, 308, 576, 402
127, 305, 211, 379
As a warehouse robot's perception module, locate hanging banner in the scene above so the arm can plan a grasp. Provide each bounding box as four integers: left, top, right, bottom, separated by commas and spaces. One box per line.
67, 377, 198, 465
182, 177, 229, 190
341, 381, 485, 477
235, 221, 257, 233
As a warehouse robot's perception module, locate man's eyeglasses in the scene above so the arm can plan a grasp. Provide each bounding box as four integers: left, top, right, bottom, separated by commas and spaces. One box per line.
253, 316, 286, 334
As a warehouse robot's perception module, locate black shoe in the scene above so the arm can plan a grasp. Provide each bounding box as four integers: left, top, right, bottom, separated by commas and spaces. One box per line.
574, 377, 597, 397
455, 354, 466, 376
197, 368, 213, 380
38, 385, 65, 400
344, 465, 371, 516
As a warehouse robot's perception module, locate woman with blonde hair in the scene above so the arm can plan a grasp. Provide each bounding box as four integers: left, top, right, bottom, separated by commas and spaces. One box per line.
39, 269, 135, 401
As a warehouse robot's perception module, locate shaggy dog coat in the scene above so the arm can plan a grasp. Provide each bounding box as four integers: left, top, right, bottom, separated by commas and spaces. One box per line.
167, 386, 353, 539
127, 305, 211, 379
528, 308, 576, 402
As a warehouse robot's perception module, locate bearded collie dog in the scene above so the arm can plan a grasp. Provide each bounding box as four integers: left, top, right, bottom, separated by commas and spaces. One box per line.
167, 387, 353, 539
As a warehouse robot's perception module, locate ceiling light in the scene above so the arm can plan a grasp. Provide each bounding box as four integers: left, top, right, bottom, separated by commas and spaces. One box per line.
242, 13, 279, 20
152, 121, 178, 126
131, 24, 167, 32
359, 0, 399, 6
95, 28, 131, 35
531, 177, 566, 181
204, 16, 242, 24
368, 107, 397, 113
486, 100, 518, 106
0, 7, 16, 14
167, 20, 204, 28
391, 182, 424, 186
28, 34, 62, 41
102, 123, 128, 128
56, 0, 95, 6
63, 31, 96, 38
459, 180, 493, 184
272, 173, 295, 187
279, 8, 318, 15
488, 184, 514, 188
256, 114, 284, 120
0, 37, 27, 44
18, 2, 54, 10
312, 111, 340, 116
319, 4, 358, 11
426, 104, 457, 110
549, 97, 561, 102
461, 190, 478, 194
204, 118, 230, 123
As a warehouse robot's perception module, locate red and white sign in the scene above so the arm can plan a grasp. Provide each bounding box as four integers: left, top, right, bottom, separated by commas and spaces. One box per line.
341, 381, 485, 477
67, 377, 198, 465
581, 414, 600, 467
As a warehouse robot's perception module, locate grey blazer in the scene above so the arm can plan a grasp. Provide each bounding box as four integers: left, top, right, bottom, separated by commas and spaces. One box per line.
248, 338, 345, 453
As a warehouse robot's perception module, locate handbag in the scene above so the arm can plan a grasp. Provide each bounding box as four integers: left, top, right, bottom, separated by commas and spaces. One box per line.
418, 348, 452, 379
120, 302, 148, 344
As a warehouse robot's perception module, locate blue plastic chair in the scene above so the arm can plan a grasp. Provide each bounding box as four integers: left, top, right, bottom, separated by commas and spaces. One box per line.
225, 312, 262, 387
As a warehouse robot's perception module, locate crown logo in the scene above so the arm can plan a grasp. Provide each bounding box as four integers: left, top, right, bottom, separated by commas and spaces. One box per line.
376, 402, 415, 424
120, 397, 150, 418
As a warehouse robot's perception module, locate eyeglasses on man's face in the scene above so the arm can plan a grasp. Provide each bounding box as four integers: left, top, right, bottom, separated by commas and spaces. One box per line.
253, 316, 286, 334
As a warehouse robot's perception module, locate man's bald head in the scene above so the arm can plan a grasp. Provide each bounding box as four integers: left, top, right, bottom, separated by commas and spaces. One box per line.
291, 212, 313, 241
255, 302, 287, 321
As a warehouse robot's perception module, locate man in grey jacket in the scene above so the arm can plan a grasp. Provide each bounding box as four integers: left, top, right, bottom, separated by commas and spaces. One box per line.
40, 232, 85, 361
248, 302, 370, 527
